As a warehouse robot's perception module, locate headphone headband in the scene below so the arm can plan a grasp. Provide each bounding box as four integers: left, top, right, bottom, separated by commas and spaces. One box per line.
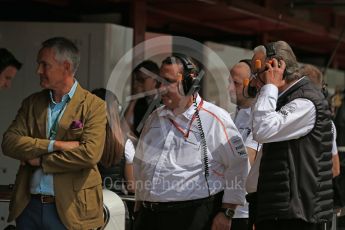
170, 53, 200, 96
264, 43, 276, 58
239, 59, 252, 69
172, 53, 196, 72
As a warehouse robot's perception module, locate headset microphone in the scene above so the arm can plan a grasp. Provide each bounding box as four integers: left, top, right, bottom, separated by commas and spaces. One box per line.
243, 78, 249, 88
255, 59, 262, 70
238, 59, 258, 98
247, 82, 258, 98
242, 78, 257, 98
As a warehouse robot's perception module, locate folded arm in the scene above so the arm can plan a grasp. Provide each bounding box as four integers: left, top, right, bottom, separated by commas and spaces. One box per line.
41, 99, 106, 173
2, 97, 50, 160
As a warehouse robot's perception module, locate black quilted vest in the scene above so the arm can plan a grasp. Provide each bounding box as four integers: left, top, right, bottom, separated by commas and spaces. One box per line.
256, 78, 333, 223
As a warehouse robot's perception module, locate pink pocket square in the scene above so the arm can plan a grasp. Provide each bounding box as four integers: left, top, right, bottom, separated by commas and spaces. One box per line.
70, 120, 83, 129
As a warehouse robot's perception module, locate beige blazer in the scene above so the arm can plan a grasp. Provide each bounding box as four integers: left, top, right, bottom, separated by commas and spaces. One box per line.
2, 84, 106, 230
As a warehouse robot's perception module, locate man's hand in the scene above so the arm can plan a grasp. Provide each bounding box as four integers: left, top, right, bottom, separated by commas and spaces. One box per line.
211, 212, 232, 230
262, 58, 286, 87
54, 141, 80, 151
27, 158, 41, 167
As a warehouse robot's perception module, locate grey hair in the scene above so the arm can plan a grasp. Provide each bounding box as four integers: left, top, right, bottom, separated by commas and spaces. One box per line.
255, 41, 301, 82
41, 37, 80, 75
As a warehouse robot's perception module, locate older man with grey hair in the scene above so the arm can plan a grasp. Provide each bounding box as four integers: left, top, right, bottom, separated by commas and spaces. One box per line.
250, 41, 333, 230
2, 37, 106, 229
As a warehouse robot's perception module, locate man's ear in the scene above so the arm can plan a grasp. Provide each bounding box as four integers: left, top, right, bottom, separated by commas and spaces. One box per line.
63, 60, 72, 74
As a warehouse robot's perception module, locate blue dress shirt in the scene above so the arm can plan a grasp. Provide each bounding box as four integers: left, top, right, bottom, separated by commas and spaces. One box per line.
30, 80, 78, 195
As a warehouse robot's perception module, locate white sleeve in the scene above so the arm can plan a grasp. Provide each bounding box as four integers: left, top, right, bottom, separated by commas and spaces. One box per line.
331, 121, 338, 156
124, 139, 135, 163
252, 84, 316, 143
219, 115, 248, 205
245, 132, 261, 151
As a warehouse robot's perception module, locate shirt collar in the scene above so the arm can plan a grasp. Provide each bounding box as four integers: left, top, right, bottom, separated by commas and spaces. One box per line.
49, 79, 78, 104
158, 94, 202, 120
278, 76, 305, 98
182, 94, 202, 119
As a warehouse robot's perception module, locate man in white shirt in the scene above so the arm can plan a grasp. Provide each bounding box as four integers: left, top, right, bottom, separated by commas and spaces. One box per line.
228, 60, 257, 230
249, 41, 333, 230
133, 54, 248, 230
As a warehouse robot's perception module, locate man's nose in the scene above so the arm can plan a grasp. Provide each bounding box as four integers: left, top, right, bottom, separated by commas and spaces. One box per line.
36, 65, 42, 75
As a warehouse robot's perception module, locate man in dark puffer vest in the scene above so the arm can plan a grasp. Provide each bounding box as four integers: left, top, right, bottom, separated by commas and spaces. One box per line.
249, 41, 333, 230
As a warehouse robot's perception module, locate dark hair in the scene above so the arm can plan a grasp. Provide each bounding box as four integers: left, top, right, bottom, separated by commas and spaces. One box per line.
92, 88, 124, 168
162, 56, 183, 68
132, 60, 160, 89
162, 54, 201, 76
239, 59, 252, 69
133, 60, 159, 75
0, 48, 22, 73
41, 37, 80, 75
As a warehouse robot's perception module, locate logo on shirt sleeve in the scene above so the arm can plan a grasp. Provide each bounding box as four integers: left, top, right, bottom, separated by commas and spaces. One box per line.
279, 103, 297, 117
230, 136, 247, 157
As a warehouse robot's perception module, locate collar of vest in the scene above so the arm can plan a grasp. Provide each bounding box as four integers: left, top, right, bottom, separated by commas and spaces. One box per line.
281, 78, 309, 98
277, 78, 310, 109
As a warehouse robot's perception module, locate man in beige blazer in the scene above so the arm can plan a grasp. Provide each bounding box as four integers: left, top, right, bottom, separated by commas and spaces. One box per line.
1, 37, 106, 229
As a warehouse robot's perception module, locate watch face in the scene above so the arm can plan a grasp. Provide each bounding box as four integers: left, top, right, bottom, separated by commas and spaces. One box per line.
224, 208, 234, 218
225, 209, 231, 216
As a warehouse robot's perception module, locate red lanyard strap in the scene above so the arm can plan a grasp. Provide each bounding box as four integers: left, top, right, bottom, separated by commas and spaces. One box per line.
169, 99, 204, 138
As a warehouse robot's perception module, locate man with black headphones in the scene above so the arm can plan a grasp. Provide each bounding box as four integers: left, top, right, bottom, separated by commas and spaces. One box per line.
133, 54, 248, 230
249, 41, 333, 230
228, 60, 259, 230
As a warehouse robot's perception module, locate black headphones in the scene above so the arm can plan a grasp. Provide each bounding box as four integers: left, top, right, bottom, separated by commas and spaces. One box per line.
264, 43, 277, 59
172, 53, 200, 96
238, 59, 258, 98
264, 42, 291, 79
239, 59, 251, 70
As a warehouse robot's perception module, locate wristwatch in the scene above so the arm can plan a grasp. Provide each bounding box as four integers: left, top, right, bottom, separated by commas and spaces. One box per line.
220, 208, 235, 219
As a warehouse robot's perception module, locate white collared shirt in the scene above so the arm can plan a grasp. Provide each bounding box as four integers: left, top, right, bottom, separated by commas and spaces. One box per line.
234, 107, 252, 141
233, 107, 255, 218
134, 95, 248, 204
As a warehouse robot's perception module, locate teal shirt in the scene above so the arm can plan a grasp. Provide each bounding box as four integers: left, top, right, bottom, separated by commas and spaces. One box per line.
30, 80, 78, 195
